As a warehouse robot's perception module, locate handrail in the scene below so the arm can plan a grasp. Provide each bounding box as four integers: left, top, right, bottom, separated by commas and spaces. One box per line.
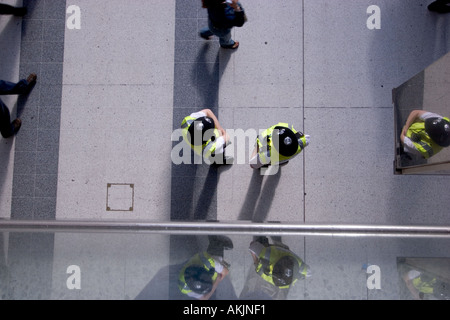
1, 220, 450, 238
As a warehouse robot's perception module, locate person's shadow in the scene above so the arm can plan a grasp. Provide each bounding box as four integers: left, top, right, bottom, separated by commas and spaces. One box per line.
191, 43, 232, 221
238, 168, 282, 222
194, 42, 232, 116
170, 43, 232, 222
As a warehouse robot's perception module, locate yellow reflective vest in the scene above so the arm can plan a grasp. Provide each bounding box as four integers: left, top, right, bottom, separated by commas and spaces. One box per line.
255, 245, 309, 289
181, 115, 221, 160
412, 276, 436, 294
257, 123, 307, 165
406, 117, 449, 159
178, 252, 219, 296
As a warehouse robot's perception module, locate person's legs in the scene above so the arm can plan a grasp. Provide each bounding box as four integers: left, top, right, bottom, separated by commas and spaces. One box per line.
0, 99, 21, 138
0, 4, 27, 16
217, 30, 234, 47
200, 27, 214, 40
0, 74, 37, 95
205, 19, 237, 48
0, 80, 28, 95
428, 0, 450, 13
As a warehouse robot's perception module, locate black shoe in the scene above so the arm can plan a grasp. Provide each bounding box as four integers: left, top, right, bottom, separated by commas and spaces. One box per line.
428, 1, 450, 13
209, 235, 234, 250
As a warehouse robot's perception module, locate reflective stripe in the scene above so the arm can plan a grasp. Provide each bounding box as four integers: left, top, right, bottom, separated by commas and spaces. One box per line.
181, 120, 192, 129
181, 116, 196, 129
199, 252, 213, 270
203, 140, 217, 159
414, 139, 434, 158
256, 247, 272, 276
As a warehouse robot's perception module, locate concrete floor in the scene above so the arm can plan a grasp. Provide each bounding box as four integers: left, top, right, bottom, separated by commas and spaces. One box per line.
0, 0, 450, 300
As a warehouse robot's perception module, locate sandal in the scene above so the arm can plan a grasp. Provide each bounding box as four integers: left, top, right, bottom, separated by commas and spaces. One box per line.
27, 73, 37, 85
221, 41, 239, 49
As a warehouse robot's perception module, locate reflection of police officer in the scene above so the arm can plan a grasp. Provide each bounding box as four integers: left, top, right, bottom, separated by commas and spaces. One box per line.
135, 236, 235, 300
178, 236, 233, 300
250, 123, 310, 169
403, 269, 450, 300
181, 109, 233, 165
240, 237, 311, 300
400, 110, 450, 159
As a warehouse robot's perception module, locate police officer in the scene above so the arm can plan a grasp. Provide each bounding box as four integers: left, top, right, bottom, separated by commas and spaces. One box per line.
239, 236, 310, 300
181, 109, 233, 165
178, 236, 233, 300
400, 110, 450, 159
250, 123, 310, 169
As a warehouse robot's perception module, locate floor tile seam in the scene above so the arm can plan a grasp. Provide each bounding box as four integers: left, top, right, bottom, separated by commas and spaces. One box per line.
302, 0, 306, 224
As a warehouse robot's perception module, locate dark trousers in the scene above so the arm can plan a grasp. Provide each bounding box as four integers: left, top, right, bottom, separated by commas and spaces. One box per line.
0, 79, 28, 138
428, 0, 450, 12
0, 80, 29, 95
0, 3, 24, 15
0, 99, 14, 138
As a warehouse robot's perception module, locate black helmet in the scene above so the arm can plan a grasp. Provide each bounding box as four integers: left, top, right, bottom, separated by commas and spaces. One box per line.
272, 126, 299, 157
184, 266, 214, 295
425, 117, 450, 147
272, 256, 297, 287
187, 117, 215, 146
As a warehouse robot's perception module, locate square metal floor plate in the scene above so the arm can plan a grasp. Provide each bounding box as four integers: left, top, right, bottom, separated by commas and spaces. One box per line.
106, 183, 134, 212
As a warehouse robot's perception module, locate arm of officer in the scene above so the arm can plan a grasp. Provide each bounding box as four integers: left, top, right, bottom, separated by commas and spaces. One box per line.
199, 266, 229, 300
401, 110, 427, 143
201, 108, 229, 142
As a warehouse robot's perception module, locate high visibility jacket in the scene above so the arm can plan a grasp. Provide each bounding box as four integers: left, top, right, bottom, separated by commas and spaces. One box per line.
412, 276, 436, 294
255, 245, 310, 289
257, 123, 307, 165
181, 115, 221, 160
178, 252, 219, 296
406, 117, 449, 159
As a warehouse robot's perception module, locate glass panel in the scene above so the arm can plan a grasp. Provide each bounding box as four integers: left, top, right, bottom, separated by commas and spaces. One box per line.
1, 229, 449, 300
394, 52, 450, 175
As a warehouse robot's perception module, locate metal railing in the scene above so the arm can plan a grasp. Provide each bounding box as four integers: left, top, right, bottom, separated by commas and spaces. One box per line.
1, 219, 450, 238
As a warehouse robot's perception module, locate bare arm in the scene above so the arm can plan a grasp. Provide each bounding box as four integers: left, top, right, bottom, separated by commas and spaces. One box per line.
401, 110, 427, 143
199, 267, 229, 300
201, 109, 229, 142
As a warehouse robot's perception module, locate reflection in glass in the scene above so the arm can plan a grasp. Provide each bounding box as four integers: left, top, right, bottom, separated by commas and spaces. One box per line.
398, 257, 450, 300
400, 110, 450, 160
135, 235, 236, 300
240, 236, 310, 300
394, 52, 450, 174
